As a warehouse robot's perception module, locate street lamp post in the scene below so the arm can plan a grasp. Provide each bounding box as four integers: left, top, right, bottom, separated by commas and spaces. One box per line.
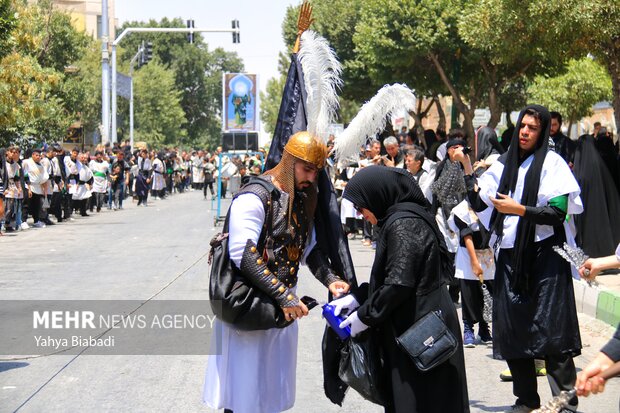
101, 0, 110, 144
109, 26, 240, 144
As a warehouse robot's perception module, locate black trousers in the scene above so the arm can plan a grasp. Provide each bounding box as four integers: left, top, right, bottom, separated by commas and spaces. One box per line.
62, 192, 72, 218
29, 193, 42, 223
50, 192, 62, 220
507, 354, 577, 410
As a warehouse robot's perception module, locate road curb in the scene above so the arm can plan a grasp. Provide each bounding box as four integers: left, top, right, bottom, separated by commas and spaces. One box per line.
574, 278, 620, 328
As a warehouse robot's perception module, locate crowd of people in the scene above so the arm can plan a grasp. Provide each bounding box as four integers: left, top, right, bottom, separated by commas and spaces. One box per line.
325, 108, 619, 413
0, 141, 266, 235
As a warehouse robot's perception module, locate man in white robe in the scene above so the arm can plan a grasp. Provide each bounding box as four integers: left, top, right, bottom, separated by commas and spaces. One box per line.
89, 150, 109, 212
203, 132, 350, 413
22, 148, 49, 228
72, 153, 93, 216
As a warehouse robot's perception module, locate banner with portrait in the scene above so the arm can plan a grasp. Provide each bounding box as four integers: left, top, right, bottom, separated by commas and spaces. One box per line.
222, 73, 258, 132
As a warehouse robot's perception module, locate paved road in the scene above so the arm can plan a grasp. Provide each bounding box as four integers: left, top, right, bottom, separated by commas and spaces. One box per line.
0, 191, 617, 412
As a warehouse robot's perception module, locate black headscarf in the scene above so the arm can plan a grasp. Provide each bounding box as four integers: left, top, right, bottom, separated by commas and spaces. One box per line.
489, 104, 550, 294
342, 166, 429, 227
476, 126, 505, 162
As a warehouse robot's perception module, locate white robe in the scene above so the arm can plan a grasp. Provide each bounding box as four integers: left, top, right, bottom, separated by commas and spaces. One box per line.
151, 158, 166, 191
72, 161, 93, 200
89, 160, 109, 193
23, 158, 49, 195
64, 156, 78, 195
475, 151, 583, 277
204, 193, 301, 413
191, 156, 204, 183
448, 200, 496, 281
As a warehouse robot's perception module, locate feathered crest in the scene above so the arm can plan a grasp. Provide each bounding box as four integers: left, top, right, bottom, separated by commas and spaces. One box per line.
334, 84, 416, 165
298, 30, 342, 143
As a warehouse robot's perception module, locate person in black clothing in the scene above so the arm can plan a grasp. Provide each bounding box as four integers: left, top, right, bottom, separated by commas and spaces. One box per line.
550, 111, 576, 166
573, 134, 620, 258
455, 105, 583, 412
334, 166, 469, 413
110, 151, 130, 210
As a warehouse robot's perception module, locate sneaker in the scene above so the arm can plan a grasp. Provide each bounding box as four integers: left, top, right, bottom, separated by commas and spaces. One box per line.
32, 222, 46, 228
478, 325, 493, 344
504, 405, 534, 413
20, 222, 30, 230
463, 330, 476, 348
500, 368, 512, 381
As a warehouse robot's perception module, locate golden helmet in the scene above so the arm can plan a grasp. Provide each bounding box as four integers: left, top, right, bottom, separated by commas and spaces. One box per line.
283, 131, 328, 169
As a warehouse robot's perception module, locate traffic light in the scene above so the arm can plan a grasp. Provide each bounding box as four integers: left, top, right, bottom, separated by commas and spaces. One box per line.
187, 19, 194, 44
232, 19, 240, 44
145, 42, 153, 62
139, 41, 146, 66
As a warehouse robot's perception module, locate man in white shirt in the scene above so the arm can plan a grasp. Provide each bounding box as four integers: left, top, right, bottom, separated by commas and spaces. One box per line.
23, 148, 49, 228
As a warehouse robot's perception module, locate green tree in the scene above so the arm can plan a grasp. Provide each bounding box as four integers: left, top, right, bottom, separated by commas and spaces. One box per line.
528, 58, 612, 130
538, 0, 620, 138
133, 60, 186, 147
0, 0, 16, 59
0, 0, 97, 145
259, 52, 288, 135
61, 40, 102, 135
0, 52, 66, 146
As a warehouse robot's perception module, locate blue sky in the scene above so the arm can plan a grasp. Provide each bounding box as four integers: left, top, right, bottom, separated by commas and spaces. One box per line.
115, 0, 298, 88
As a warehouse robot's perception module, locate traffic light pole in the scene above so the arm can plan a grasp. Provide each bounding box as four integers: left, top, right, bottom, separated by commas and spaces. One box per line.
109, 26, 240, 145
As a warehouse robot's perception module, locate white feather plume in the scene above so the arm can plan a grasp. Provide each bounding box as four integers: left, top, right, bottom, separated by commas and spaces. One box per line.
334, 84, 417, 166
298, 30, 342, 143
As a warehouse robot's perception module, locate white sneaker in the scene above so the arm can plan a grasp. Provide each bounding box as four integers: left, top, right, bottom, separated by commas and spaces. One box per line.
20, 222, 30, 230
32, 222, 46, 228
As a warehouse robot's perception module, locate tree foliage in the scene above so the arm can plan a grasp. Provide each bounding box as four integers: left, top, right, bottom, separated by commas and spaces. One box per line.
133, 60, 186, 147
528, 58, 612, 126
0, 0, 96, 147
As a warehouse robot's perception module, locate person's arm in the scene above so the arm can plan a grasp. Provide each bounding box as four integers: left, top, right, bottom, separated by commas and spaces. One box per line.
464, 234, 483, 281
485, 192, 567, 226
229, 192, 308, 320
305, 229, 350, 297
576, 324, 620, 396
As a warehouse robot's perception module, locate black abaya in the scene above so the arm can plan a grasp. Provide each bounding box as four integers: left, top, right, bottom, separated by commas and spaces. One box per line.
573, 135, 620, 258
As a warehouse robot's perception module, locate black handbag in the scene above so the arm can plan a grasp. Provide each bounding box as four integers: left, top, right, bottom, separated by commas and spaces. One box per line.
395, 310, 457, 372
208, 181, 292, 331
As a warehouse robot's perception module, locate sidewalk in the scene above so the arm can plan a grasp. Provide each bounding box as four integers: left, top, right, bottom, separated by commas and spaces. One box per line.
574, 271, 620, 328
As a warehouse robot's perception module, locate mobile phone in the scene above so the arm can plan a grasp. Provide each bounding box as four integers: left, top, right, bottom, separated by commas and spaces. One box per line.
300, 295, 319, 310
463, 146, 472, 155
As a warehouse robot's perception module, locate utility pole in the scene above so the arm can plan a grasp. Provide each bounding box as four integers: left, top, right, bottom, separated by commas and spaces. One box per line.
110, 25, 240, 144
101, 0, 110, 144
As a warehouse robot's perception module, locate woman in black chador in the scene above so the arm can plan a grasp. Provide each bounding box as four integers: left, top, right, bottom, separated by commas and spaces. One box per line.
335, 166, 469, 413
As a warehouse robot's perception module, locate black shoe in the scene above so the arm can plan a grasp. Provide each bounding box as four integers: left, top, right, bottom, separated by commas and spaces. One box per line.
81, 212, 89, 217
43, 219, 55, 226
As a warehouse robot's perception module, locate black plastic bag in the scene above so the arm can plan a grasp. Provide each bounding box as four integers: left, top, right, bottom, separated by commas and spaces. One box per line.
338, 333, 384, 406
